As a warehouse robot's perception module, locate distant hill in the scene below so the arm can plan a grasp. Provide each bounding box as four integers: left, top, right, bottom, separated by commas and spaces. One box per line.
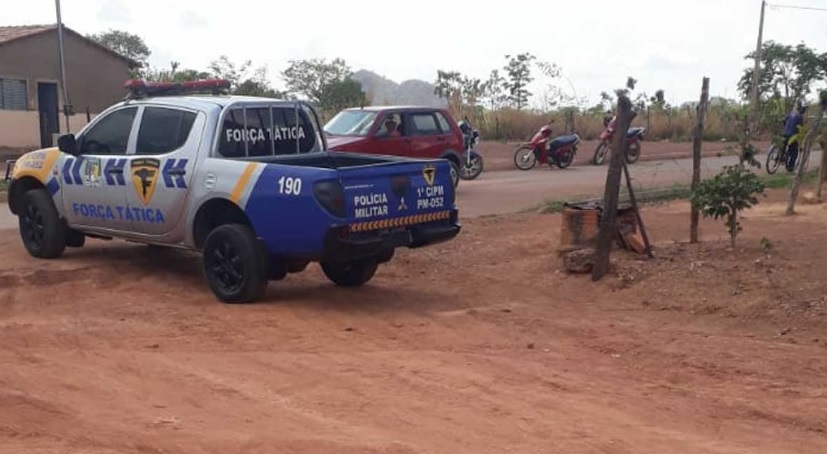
352, 70, 447, 107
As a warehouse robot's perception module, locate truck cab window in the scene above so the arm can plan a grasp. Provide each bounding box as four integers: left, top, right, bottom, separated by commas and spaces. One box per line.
136, 107, 197, 155
80, 107, 137, 155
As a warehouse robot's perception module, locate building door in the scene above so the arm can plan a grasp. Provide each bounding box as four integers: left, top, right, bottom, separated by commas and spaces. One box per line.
37, 82, 59, 148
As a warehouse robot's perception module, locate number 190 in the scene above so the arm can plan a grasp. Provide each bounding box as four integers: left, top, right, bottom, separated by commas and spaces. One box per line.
278, 176, 302, 196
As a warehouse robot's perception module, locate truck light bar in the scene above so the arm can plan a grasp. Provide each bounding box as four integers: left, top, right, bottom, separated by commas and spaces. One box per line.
124, 79, 232, 99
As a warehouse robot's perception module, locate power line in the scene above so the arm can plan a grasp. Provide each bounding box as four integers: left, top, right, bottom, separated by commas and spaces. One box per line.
767, 3, 827, 13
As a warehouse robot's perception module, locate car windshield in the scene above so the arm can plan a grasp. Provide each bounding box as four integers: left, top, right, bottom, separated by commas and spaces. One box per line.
324, 110, 378, 136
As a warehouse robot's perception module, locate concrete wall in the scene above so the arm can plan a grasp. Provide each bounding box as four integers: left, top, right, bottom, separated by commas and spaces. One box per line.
0, 110, 94, 149
0, 29, 132, 113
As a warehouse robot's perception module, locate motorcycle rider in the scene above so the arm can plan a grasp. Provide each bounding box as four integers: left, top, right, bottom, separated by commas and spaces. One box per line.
783, 103, 807, 172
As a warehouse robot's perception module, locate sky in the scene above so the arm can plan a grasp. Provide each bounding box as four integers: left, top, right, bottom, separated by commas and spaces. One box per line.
6, 0, 827, 108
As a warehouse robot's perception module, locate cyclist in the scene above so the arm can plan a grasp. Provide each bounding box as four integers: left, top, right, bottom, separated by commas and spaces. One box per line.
783, 103, 807, 172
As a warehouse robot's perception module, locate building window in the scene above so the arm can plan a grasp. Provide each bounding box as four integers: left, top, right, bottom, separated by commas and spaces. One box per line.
0, 78, 28, 111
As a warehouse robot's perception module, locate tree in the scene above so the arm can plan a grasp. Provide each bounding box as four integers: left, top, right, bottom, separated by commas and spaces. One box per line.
434, 70, 464, 113
690, 163, 766, 248
281, 58, 353, 103
649, 89, 670, 112
482, 70, 508, 111
535, 59, 570, 110
318, 78, 368, 114
209, 55, 284, 98
144, 61, 210, 83
503, 53, 536, 110
88, 29, 150, 76
738, 41, 827, 120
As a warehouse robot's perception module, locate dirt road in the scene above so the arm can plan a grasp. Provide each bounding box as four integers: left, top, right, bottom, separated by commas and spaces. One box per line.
2, 189, 827, 453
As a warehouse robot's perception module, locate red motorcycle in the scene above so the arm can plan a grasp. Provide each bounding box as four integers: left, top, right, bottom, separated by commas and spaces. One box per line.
513, 122, 581, 170
592, 116, 645, 165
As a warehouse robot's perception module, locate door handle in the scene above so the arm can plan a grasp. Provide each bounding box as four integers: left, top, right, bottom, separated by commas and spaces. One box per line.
107, 168, 123, 174
166, 169, 186, 176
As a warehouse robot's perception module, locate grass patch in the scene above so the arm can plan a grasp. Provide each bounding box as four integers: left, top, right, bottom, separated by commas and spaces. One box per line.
533, 167, 822, 214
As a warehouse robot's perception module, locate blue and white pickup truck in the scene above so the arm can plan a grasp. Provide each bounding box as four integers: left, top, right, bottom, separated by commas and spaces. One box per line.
7, 79, 460, 303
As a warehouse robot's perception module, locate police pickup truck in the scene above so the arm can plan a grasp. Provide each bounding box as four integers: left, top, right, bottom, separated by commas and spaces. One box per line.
7, 79, 460, 303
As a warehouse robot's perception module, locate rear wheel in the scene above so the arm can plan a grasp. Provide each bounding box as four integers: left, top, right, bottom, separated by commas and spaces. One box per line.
593, 141, 609, 165
202, 224, 269, 304
626, 141, 641, 164
449, 162, 460, 188
766, 145, 781, 175
18, 189, 66, 259
458, 151, 484, 180
514, 146, 537, 170
321, 259, 379, 287
555, 150, 574, 169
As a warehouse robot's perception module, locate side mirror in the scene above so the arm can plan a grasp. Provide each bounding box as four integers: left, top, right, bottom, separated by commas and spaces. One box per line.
57, 134, 78, 155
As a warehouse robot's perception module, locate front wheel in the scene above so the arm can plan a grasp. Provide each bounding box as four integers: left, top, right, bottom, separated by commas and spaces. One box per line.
321, 259, 379, 287
766, 145, 781, 175
593, 141, 609, 165
202, 224, 269, 304
18, 189, 66, 259
626, 141, 641, 164
514, 146, 537, 170
458, 151, 484, 180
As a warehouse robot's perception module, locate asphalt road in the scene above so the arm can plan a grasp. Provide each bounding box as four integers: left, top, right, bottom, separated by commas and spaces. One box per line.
0, 151, 821, 230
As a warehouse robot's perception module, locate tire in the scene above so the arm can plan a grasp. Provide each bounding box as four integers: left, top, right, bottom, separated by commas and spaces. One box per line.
766, 146, 781, 175
18, 189, 66, 259
555, 150, 574, 169
202, 224, 269, 304
514, 146, 537, 170
626, 141, 641, 164
593, 141, 609, 165
458, 151, 484, 180
321, 259, 379, 287
449, 162, 460, 188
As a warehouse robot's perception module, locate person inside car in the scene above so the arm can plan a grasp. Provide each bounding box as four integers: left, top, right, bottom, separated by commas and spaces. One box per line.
380, 116, 401, 137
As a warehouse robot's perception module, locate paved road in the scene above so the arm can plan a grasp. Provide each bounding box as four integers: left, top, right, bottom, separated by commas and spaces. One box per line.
0, 151, 821, 230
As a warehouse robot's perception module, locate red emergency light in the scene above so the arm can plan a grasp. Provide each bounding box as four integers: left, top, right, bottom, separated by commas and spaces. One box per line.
124, 78, 231, 99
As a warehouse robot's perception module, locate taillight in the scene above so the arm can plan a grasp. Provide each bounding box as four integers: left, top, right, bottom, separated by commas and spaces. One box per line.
313, 180, 346, 218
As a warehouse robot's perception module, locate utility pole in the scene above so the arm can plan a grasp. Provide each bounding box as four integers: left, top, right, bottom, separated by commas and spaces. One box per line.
55, 0, 71, 134
749, 0, 766, 136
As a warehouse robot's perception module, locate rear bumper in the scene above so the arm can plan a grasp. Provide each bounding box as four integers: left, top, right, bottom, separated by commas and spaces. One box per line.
323, 214, 461, 262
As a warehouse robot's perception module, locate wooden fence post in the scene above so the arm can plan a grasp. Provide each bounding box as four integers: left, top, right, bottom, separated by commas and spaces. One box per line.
592, 95, 635, 281
690, 77, 710, 244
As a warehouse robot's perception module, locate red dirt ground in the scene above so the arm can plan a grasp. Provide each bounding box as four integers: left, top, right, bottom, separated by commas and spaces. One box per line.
1, 188, 826, 454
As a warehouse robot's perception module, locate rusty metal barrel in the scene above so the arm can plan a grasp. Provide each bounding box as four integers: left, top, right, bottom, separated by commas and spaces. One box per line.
558, 202, 601, 255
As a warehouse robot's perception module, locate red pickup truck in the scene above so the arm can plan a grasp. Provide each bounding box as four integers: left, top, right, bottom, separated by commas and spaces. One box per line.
324, 106, 466, 187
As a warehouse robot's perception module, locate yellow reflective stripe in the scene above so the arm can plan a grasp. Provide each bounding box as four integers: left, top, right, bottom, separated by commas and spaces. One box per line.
230, 163, 258, 205
349, 210, 452, 232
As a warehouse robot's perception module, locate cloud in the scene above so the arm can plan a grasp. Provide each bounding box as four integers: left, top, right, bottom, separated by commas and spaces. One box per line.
640, 50, 698, 71
97, 0, 131, 23
177, 11, 207, 28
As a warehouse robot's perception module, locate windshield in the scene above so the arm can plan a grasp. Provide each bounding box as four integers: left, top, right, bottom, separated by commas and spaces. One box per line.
324, 110, 378, 136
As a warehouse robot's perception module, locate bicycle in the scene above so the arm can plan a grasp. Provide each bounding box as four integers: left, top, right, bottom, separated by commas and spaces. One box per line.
766, 132, 804, 175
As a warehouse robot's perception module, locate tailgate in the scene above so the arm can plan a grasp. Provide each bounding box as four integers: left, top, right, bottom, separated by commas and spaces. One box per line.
338, 159, 455, 229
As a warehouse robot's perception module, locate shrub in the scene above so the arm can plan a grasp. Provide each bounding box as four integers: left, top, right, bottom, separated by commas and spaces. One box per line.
690, 164, 766, 248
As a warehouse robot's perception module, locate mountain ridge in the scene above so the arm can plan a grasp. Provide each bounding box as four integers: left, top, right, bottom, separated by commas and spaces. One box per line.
352, 69, 447, 107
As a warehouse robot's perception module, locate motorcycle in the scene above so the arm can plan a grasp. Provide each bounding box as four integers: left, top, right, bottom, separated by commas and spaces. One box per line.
592, 116, 645, 165
457, 117, 484, 180
513, 121, 581, 170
